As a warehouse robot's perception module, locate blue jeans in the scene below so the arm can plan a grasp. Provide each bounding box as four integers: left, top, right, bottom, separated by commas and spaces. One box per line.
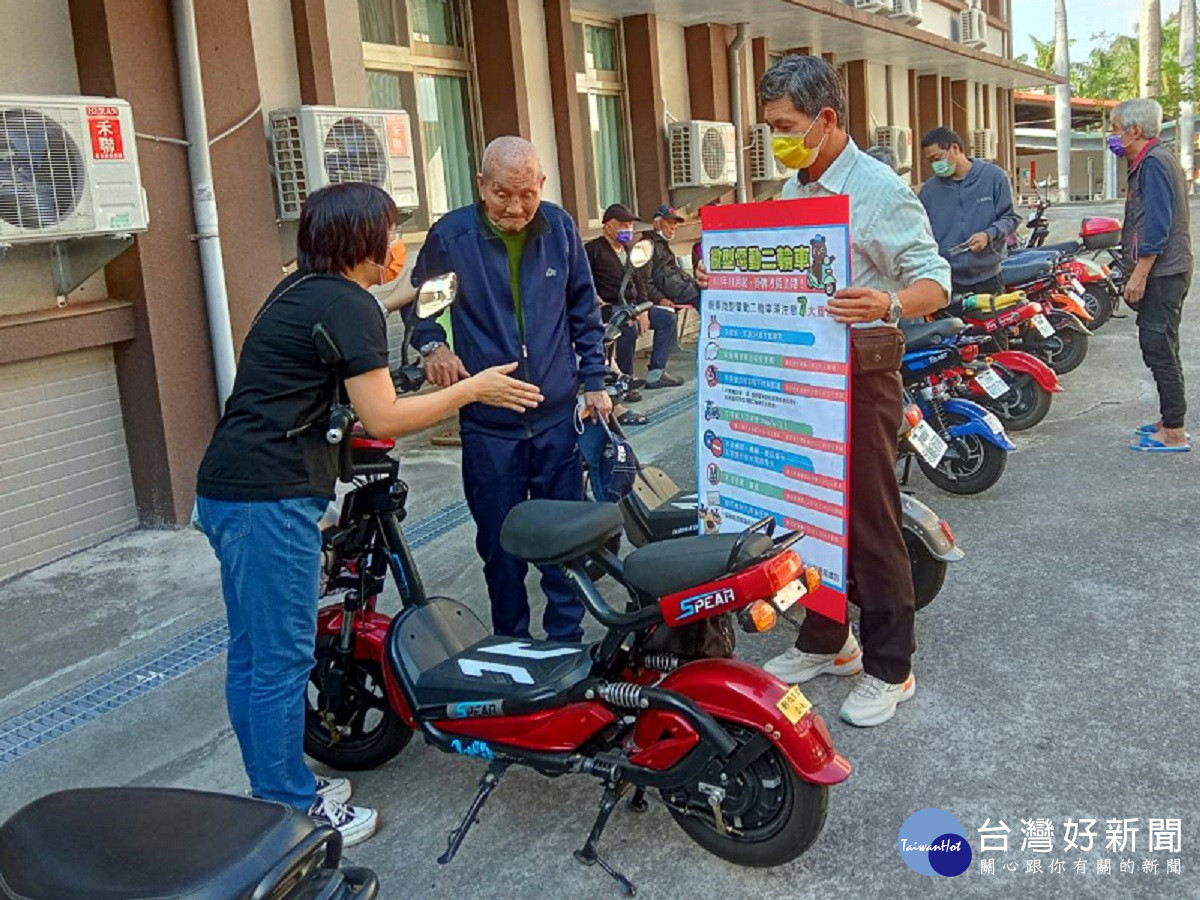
197, 495, 328, 810
612, 304, 677, 375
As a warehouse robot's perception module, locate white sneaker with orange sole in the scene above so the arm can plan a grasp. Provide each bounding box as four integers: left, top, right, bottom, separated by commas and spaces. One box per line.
839, 672, 916, 727
762, 633, 863, 684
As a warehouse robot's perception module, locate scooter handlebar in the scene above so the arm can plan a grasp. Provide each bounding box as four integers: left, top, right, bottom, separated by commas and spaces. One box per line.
326, 404, 355, 444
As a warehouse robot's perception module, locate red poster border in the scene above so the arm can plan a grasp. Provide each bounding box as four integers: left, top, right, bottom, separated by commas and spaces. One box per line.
700, 195, 852, 624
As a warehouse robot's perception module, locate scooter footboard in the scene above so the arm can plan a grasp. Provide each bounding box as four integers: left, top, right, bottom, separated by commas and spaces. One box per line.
631, 659, 850, 785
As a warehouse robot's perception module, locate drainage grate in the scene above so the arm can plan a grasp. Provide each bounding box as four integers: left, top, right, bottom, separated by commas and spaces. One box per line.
0, 391, 697, 768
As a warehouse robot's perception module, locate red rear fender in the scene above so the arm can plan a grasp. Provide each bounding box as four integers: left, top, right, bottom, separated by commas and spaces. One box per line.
634, 658, 851, 785
991, 350, 1062, 392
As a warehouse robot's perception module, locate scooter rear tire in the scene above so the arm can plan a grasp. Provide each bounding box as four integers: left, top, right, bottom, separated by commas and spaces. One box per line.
983, 370, 1053, 432
1081, 285, 1114, 331
662, 722, 828, 867
304, 637, 413, 771
917, 413, 1008, 495
905, 530, 947, 611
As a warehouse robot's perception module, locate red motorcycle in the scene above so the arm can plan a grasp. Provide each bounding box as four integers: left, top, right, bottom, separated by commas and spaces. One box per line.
304, 287, 850, 894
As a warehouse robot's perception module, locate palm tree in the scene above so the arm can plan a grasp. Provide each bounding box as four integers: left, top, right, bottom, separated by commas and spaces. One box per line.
1054, 0, 1072, 203
1181, 0, 1196, 192
1141, 0, 1163, 97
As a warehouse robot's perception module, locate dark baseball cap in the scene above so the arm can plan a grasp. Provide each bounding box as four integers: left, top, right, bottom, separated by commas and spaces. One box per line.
653, 204, 685, 222
602, 203, 640, 224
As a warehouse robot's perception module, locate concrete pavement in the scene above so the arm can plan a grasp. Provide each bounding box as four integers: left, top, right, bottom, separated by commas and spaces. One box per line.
1, 203, 1198, 898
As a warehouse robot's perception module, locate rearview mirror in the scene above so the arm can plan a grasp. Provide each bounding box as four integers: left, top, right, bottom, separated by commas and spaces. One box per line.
628, 240, 653, 269
416, 272, 458, 320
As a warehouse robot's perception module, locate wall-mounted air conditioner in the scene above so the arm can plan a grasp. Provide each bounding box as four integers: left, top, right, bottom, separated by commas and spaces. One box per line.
0, 95, 149, 244
855, 0, 891, 12
750, 124, 791, 181
890, 0, 923, 25
874, 125, 914, 170
973, 128, 998, 160
960, 2, 989, 49
668, 121, 737, 189
269, 106, 419, 221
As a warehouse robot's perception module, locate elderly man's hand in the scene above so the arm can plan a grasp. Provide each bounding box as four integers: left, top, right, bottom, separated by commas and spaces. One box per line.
423, 346, 470, 387
1124, 270, 1147, 305
585, 389, 613, 421
695, 261, 710, 290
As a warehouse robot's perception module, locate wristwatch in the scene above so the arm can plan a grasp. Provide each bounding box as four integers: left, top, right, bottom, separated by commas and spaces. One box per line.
884, 291, 903, 324
418, 340, 447, 357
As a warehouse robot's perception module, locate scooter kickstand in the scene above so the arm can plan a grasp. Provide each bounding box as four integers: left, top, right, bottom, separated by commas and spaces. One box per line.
574, 783, 636, 897
439, 761, 507, 865
629, 787, 648, 813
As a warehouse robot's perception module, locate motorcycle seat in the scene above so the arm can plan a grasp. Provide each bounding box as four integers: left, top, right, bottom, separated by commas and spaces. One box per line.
1039, 239, 1083, 255
387, 599, 594, 709
0, 788, 321, 900
901, 318, 964, 350
501, 499, 624, 565
621, 531, 774, 599
1001, 256, 1055, 286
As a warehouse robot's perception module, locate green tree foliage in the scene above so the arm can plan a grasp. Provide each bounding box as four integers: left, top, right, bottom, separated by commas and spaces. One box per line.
1021, 14, 1199, 118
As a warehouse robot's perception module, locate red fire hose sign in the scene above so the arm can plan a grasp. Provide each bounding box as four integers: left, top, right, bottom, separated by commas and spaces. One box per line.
86, 106, 125, 160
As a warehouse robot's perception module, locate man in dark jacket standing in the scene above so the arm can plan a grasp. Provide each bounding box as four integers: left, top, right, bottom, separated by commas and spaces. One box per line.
411, 137, 612, 640
643, 205, 701, 308
918, 127, 1021, 297
1111, 99, 1194, 452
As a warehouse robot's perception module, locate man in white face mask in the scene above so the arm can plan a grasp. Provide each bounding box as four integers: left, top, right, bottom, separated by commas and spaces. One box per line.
756, 55, 951, 729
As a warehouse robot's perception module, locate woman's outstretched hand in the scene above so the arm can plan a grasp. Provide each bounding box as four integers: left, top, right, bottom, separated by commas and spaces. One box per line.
468, 362, 544, 412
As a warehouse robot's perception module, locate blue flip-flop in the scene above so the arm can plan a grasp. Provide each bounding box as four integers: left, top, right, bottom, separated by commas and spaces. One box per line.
1130, 434, 1191, 453
1135, 424, 1191, 438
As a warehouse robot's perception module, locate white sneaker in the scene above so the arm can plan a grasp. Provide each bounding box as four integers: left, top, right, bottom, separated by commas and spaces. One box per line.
308, 796, 379, 847
839, 672, 916, 727
762, 634, 863, 684
315, 775, 352, 805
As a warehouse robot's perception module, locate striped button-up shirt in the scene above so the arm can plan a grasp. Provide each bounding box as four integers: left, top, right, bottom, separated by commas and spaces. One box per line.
782, 138, 950, 328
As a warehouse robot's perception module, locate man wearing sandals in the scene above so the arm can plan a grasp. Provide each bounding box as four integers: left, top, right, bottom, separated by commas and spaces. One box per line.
1110, 98, 1193, 452
410, 137, 612, 641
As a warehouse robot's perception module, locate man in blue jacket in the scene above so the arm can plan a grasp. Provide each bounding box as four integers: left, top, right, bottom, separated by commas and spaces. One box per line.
410, 136, 612, 641
918, 127, 1021, 297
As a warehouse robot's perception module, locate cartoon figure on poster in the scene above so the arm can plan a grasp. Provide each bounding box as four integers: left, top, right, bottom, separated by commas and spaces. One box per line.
697, 196, 853, 623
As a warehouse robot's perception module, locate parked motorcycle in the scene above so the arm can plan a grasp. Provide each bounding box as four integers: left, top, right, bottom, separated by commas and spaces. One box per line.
998, 254, 1092, 374
305, 280, 851, 894
898, 322, 1016, 495
0, 788, 379, 899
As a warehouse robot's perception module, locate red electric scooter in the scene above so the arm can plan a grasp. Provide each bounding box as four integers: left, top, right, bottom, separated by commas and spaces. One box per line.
305, 279, 850, 895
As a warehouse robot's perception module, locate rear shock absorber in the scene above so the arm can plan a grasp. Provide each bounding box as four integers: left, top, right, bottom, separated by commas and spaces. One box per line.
592, 683, 649, 710
637, 652, 682, 674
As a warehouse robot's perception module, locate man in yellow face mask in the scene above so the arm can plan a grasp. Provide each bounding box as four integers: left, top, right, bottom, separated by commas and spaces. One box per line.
753, 55, 951, 729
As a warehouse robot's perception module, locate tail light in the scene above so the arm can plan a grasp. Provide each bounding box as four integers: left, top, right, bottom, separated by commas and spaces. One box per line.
960, 343, 979, 364
904, 404, 924, 428
939, 519, 956, 545
765, 551, 802, 592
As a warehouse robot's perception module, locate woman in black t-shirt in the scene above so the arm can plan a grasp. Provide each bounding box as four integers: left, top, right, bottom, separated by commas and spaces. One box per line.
195, 184, 541, 847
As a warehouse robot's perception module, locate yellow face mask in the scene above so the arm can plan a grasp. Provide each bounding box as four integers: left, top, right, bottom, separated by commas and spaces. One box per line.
772, 117, 826, 170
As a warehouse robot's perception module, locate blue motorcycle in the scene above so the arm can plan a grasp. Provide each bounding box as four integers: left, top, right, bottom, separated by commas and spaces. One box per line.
898, 320, 1016, 495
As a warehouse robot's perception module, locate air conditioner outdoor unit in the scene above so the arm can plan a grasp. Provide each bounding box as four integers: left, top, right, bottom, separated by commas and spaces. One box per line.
890, 0, 923, 25
874, 125, 913, 170
750, 124, 791, 181
269, 106, 419, 221
855, 0, 891, 12
668, 121, 737, 189
0, 95, 149, 244
973, 128, 998, 160
960, 5, 989, 49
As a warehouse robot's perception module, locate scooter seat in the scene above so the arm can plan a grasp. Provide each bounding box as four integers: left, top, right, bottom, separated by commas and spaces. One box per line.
0, 788, 320, 900
621, 532, 774, 599
900, 318, 964, 350
501, 499, 624, 565
387, 599, 594, 710
1001, 256, 1055, 286
1039, 239, 1083, 255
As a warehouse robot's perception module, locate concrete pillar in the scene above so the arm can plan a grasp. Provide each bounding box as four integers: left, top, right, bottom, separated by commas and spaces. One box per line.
291, 0, 337, 104
685, 23, 733, 122
622, 14, 668, 215
846, 60, 870, 149
470, 0, 531, 141
543, 0, 587, 222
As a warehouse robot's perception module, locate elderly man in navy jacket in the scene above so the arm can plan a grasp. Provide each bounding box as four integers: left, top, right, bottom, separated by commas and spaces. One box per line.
410, 137, 612, 641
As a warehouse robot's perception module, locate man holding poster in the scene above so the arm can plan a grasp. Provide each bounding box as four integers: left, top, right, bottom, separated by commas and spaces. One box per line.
754, 56, 951, 727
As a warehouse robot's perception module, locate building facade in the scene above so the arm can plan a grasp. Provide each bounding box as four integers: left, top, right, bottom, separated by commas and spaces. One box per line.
0, 0, 1054, 580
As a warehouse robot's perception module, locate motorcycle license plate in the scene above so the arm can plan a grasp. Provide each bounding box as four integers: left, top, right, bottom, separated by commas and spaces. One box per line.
975, 367, 1009, 399
1032, 313, 1055, 338
776, 685, 813, 724
983, 412, 1005, 434
909, 420, 948, 467
771, 579, 807, 613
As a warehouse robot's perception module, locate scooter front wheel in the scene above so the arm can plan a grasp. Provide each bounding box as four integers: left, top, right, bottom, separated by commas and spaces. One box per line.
304, 637, 413, 771
1081, 285, 1114, 330
904, 530, 947, 611
917, 413, 1007, 495
660, 722, 828, 867
983, 370, 1053, 432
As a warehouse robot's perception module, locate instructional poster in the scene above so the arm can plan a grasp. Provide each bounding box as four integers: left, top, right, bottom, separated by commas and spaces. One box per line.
697, 197, 851, 623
